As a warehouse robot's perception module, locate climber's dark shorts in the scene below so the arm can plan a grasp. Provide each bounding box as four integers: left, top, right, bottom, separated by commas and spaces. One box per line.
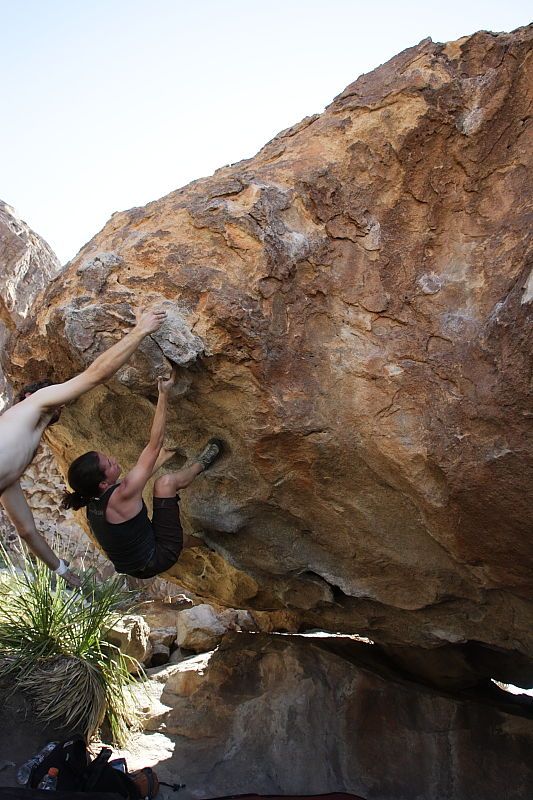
129, 495, 183, 579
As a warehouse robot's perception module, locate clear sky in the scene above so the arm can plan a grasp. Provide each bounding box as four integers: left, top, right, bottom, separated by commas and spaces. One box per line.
1, 0, 530, 263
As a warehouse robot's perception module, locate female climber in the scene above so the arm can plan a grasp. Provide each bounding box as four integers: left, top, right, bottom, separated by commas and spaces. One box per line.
63, 369, 223, 578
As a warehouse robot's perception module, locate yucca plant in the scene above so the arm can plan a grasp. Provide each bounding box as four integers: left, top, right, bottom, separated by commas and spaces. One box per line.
0, 547, 145, 745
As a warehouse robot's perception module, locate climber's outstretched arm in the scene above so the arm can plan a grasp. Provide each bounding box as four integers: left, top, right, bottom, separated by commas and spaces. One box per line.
114, 370, 176, 504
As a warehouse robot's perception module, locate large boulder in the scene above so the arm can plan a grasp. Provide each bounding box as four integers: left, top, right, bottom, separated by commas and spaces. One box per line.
138, 633, 533, 800
3, 27, 533, 684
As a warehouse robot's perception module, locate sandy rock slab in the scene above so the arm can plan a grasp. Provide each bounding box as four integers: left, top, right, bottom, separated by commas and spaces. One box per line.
106, 614, 152, 669
176, 603, 255, 652
137, 633, 533, 800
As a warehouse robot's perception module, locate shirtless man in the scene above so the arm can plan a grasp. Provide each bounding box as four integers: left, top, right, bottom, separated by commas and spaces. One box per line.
0, 306, 167, 586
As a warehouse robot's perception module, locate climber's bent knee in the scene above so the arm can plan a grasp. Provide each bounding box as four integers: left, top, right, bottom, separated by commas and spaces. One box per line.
153, 473, 177, 498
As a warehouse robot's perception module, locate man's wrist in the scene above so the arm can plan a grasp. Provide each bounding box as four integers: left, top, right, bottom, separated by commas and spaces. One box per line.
54, 559, 69, 576
131, 326, 147, 340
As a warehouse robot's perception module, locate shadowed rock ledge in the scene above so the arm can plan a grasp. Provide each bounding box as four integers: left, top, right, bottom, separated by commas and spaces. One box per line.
139, 633, 533, 800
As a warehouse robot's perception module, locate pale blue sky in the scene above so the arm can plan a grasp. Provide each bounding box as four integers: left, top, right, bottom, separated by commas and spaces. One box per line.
1, 0, 531, 263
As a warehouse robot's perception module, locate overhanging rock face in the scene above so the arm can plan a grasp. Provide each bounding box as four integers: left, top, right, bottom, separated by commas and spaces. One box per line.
6, 28, 533, 679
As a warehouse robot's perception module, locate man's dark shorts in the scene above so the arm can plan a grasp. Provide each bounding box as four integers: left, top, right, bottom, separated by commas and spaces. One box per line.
130, 495, 183, 579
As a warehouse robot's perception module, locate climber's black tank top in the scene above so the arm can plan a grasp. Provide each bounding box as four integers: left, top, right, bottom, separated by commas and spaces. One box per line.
86, 484, 155, 576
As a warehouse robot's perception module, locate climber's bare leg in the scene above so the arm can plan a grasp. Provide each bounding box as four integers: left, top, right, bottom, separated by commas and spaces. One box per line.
155, 463, 204, 494
153, 463, 203, 549
150, 446, 183, 476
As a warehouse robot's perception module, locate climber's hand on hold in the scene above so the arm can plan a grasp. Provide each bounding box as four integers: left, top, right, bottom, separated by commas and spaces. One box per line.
135, 306, 167, 336
158, 368, 177, 396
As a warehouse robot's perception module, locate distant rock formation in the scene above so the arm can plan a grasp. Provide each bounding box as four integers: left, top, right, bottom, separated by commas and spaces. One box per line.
0, 200, 60, 322
3, 26, 533, 691
0, 201, 61, 405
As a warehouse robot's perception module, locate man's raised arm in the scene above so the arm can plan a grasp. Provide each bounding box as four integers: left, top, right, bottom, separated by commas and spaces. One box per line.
30, 306, 167, 411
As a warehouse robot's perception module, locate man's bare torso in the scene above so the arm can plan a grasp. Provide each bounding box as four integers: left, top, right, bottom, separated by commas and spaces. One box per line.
0, 401, 55, 494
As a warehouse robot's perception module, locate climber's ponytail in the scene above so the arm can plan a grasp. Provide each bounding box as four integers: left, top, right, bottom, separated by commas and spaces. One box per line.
64, 451, 104, 510
62, 490, 91, 510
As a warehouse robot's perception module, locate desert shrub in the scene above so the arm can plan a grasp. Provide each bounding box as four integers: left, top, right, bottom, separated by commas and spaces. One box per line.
0, 549, 144, 745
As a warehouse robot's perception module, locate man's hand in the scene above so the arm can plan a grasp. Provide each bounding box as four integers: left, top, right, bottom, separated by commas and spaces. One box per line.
62, 567, 82, 588
134, 306, 167, 336
158, 368, 177, 395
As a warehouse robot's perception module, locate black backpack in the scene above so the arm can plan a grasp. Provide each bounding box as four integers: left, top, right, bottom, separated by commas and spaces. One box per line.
26, 736, 146, 798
